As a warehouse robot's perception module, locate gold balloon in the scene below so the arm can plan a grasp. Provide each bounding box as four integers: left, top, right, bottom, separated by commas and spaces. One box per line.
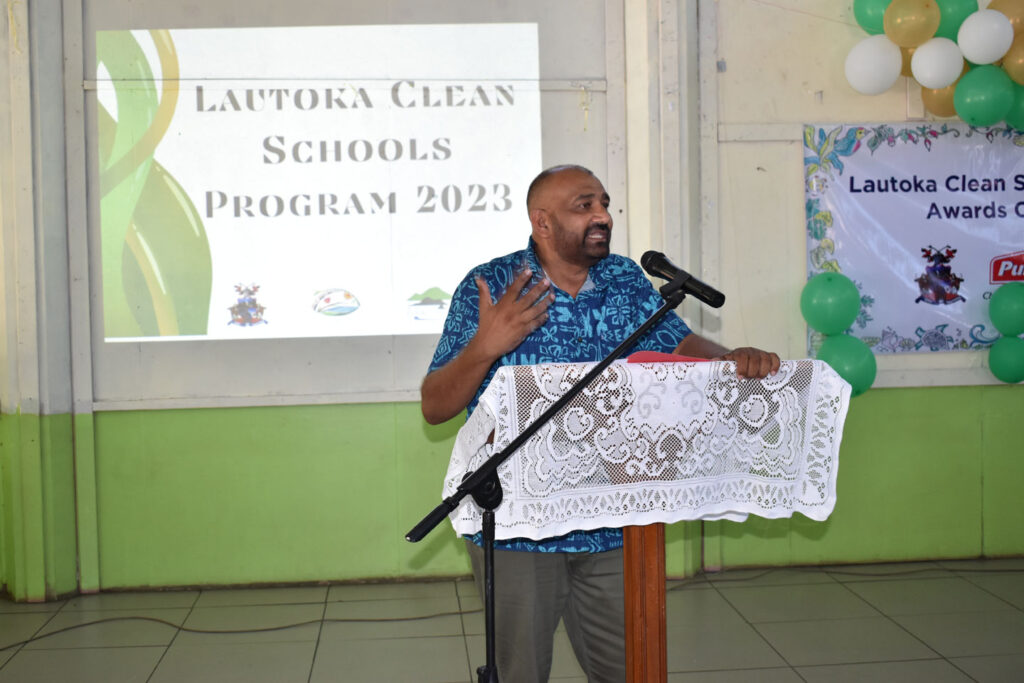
990, 0, 1024, 35
1004, 34, 1024, 84
921, 64, 968, 117
884, 0, 941, 47
921, 84, 957, 117
901, 46, 917, 77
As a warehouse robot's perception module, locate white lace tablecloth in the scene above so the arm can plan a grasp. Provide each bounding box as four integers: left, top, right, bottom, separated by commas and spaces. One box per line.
443, 359, 851, 540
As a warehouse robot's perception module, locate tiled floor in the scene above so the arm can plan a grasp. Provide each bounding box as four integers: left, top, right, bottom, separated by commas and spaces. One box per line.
1, 558, 1023, 682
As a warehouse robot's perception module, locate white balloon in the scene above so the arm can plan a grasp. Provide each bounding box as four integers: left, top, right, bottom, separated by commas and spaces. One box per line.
911, 37, 964, 89
958, 9, 1014, 65
845, 34, 902, 96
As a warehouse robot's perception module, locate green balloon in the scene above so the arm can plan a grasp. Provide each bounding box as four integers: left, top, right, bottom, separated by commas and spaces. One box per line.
819, 335, 876, 397
990, 282, 1024, 336
935, 0, 978, 41
817, 334, 877, 397
954, 65, 1015, 127
1005, 84, 1024, 132
988, 336, 1024, 384
800, 273, 861, 335
854, 0, 891, 34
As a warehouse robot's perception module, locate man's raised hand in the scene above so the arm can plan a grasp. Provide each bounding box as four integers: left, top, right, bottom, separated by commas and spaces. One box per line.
473, 269, 553, 361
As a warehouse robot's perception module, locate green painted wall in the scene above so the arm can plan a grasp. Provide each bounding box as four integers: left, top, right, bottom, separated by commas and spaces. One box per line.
0, 419, 7, 592
0, 412, 78, 600
85, 384, 1023, 590
704, 385, 1024, 568
2, 384, 1020, 595
93, 403, 466, 588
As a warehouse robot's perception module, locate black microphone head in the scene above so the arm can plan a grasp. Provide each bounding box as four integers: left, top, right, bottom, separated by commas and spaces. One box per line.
640, 250, 661, 271
640, 251, 674, 281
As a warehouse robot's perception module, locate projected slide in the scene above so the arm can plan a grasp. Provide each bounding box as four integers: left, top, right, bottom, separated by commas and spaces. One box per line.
96, 25, 542, 341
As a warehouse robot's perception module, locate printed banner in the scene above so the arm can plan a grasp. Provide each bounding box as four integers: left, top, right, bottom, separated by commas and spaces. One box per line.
804, 123, 1024, 354
96, 25, 542, 341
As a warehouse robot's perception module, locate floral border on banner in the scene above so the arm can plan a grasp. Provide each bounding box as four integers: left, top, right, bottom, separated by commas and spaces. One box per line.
803, 123, 1015, 355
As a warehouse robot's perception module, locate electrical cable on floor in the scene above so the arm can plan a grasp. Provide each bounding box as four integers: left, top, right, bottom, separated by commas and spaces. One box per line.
3, 563, 1019, 652
0, 608, 484, 652
671, 563, 1024, 588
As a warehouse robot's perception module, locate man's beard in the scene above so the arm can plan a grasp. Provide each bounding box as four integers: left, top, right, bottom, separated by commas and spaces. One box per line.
581, 223, 611, 259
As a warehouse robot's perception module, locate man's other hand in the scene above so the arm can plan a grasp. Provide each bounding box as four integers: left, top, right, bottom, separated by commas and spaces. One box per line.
715, 347, 781, 380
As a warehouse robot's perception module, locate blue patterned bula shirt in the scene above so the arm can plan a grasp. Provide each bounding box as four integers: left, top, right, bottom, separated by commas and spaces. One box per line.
429, 239, 692, 553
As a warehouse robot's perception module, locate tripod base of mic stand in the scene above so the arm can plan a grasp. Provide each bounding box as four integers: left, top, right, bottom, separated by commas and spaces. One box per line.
471, 473, 502, 683
477, 664, 499, 682
475, 506, 500, 683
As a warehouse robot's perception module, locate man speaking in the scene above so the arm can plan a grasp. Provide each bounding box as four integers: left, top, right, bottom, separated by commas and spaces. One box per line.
421, 164, 778, 682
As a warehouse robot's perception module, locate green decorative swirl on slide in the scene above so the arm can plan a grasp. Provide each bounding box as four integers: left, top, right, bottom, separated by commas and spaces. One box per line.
97, 30, 212, 337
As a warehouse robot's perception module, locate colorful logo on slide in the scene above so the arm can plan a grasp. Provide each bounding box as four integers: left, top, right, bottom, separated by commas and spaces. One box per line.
991, 251, 1024, 283
313, 288, 360, 316
408, 287, 450, 321
228, 284, 267, 326
915, 244, 965, 305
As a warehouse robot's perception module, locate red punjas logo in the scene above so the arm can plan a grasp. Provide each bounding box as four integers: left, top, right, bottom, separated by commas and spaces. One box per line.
991, 251, 1024, 283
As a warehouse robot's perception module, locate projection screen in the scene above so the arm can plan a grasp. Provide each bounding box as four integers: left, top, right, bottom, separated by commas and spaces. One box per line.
96, 25, 542, 343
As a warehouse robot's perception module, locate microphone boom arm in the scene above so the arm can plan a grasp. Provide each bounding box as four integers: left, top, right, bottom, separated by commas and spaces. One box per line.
660, 269, 694, 300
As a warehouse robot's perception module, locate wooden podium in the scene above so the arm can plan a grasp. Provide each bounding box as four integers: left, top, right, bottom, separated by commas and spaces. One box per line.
623, 524, 667, 683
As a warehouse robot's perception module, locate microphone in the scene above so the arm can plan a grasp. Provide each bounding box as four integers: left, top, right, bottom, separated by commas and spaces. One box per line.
640, 251, 726, 308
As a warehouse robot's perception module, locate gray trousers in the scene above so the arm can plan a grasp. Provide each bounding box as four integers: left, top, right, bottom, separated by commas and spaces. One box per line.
466, 540, 627, 683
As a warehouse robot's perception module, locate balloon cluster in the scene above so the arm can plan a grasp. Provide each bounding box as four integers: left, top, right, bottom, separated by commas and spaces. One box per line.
801, 273, 877, 396
988, 282, 1024, 382
848, 0, 1024, 127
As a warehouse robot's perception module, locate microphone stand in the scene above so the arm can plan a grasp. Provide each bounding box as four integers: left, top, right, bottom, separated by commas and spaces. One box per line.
406, 283, 689, 683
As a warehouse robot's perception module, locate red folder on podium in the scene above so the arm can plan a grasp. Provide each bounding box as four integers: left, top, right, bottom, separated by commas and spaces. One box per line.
627, 351, 710, 363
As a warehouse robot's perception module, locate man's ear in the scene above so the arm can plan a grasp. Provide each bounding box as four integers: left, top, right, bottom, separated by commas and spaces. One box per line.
530, 208, 549, 236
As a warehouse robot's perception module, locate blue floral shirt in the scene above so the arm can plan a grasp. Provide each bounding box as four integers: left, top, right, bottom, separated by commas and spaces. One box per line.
429, 239, 691, 553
